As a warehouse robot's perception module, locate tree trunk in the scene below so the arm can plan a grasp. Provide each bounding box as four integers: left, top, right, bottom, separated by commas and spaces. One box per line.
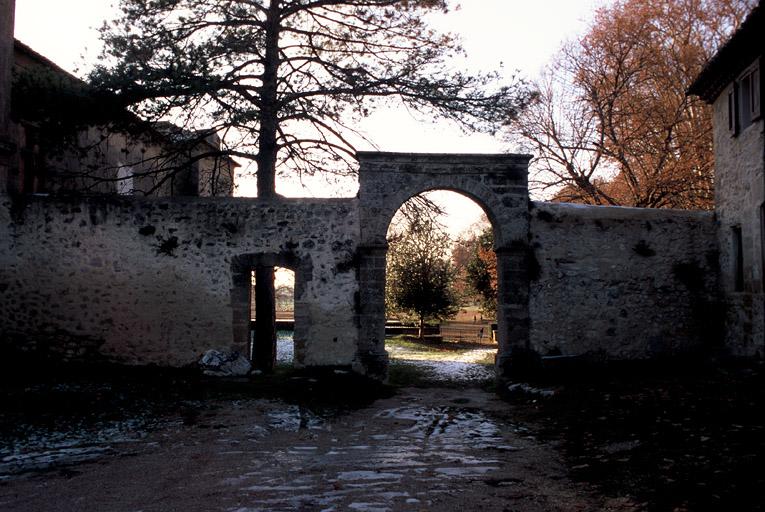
254, 266, 276, 372
255, 0, 281, 199
418, 314, 425, 340
253, 1, 281, 371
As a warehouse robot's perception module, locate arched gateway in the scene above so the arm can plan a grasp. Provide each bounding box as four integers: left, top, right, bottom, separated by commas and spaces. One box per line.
354, 152, 533, 381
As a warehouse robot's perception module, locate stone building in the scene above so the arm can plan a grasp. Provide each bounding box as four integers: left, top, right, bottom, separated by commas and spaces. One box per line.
0, 0, 762, 379
689, 2, 764, 357
8, 40, 237, 197
0, 0, 14, 192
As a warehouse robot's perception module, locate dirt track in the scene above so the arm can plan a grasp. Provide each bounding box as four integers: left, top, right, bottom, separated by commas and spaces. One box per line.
0, 384, 637, 512
5, 346, 762, 511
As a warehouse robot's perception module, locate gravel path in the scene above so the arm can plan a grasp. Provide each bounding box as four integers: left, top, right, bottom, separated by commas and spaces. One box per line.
0, 341, 645, 512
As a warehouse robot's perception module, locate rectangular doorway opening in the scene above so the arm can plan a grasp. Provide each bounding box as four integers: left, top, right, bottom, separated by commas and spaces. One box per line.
251, 266, 295, 367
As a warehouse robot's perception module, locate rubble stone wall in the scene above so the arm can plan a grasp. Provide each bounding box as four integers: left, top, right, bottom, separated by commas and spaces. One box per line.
529, 202, 720, 359
356, 152, 533, 378
0, 156, 728, 375
0, 195, 360, 367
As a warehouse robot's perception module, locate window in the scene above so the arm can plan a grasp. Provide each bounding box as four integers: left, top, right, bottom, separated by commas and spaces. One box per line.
740, 71, 754, 128
754, 64, 762, 120
116, 166, 134, 195
19, 123, 48, 194
761, 205, 765, 289
728, 86, 738, 134
729, 61, 761, 135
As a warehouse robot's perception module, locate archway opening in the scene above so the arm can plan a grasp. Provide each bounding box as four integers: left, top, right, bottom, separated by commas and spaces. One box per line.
384, 190, 498, 383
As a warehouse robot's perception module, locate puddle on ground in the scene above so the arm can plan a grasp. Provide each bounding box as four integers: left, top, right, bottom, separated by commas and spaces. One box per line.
0, 339, 520, 510
0, 395, 335, 481
265, 404, 326, 432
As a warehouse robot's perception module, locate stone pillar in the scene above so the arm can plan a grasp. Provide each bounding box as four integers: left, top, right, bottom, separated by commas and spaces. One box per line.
353, 244, 389, 380
495, 245, 537, 381
230, 256, 253, 356
0, 0, 15, 195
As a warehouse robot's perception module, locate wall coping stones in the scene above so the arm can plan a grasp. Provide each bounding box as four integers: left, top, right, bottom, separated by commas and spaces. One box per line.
532, 201, 715, 222
5, 194, 359, 209
356, 151, 533, 166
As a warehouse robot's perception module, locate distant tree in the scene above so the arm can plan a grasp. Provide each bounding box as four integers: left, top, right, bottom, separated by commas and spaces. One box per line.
451, 218, 492, 307
463, 227, 496, 316
450, 235, 474, 300
514, 0, 757, 209
386, 213, 459, 339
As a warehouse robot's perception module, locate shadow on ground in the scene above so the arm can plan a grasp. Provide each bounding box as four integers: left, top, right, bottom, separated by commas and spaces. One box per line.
503, 359, 765, 512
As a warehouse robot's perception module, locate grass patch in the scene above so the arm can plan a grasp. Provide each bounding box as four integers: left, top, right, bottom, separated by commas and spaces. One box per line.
386, 335, 495, 354
472, 350, 496, 366
387, 360, 436, 387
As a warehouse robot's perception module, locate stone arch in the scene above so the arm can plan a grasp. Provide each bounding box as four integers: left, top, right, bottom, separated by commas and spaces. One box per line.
354, 152, 533, 381
231, 251, 312, 368
362, 176, 518, 250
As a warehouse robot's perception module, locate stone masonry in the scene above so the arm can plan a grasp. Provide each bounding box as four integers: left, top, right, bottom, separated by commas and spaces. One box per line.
709, 70, 765, 357
529, 202, 719, 359
0, 152, 541, 379
688, 4, 765, 358
0, 152, 724, 380
2, 2, 758, 377
0, 195, 360, 368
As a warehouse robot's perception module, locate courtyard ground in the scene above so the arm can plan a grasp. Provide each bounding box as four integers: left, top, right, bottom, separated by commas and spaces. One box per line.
0, 341, 763, 511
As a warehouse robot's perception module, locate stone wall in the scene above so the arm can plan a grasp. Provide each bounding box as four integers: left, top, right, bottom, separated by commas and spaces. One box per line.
529, 202, 720, 359
711, 76, 765, 357
0, 195, 360, 367
0, 152, 735, 376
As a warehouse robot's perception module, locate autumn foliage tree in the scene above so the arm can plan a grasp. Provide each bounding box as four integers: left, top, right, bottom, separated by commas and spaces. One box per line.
452, 223, 496, 316
465, 227, 496, 316
514, 0, 757, 209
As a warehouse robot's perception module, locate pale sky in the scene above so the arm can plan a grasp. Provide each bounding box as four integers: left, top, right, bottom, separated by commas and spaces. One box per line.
13, 0, 609, 237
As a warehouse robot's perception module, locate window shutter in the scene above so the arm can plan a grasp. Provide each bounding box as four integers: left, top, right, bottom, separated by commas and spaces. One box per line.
752, 64, 761, 121
728, 86, 738, 134
733, 225, 744, 292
